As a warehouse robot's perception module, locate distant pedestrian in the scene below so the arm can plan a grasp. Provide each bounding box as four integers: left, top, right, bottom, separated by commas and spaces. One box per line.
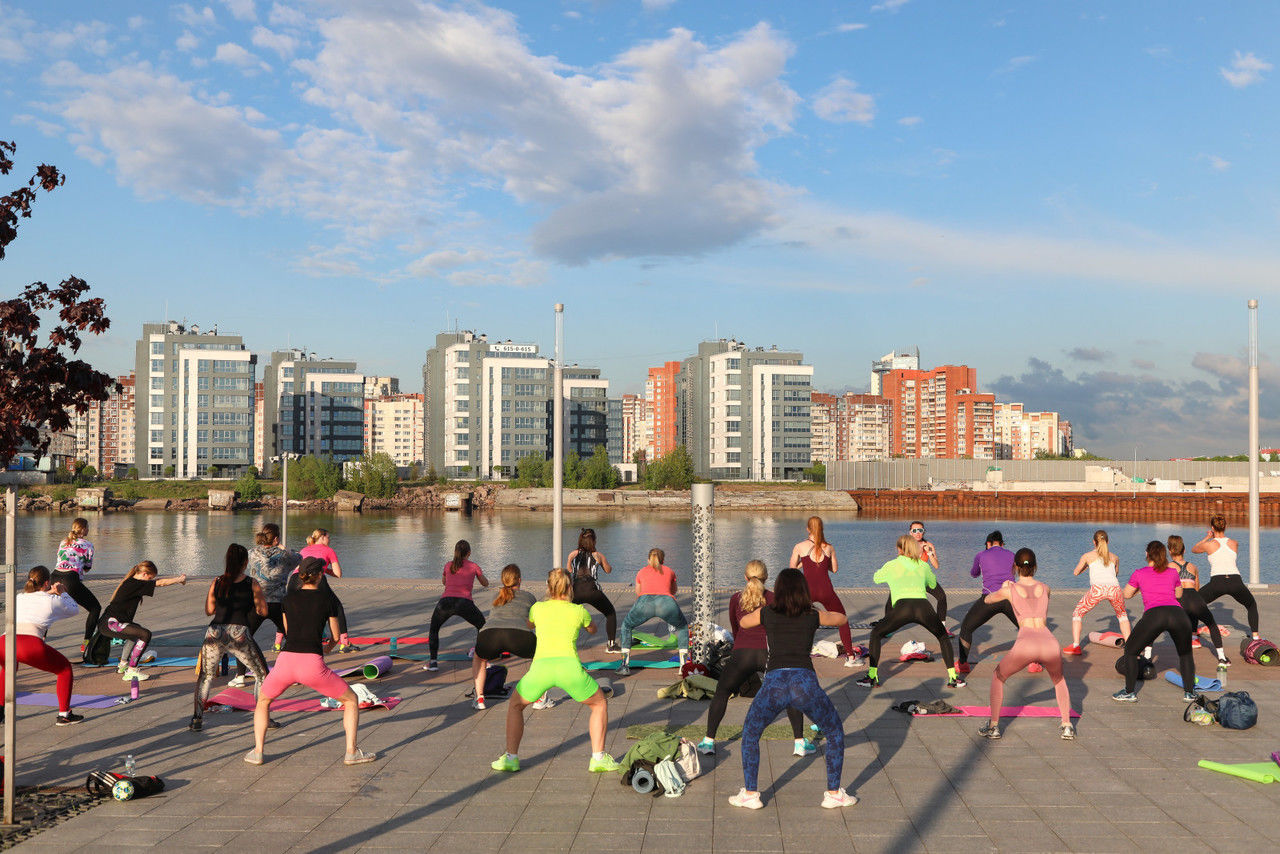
2, 566, 84, 726
51, 517, 99, 651
297, 528, 352, 652
1169, 535, 1229, 667
789, 517, 858, 667
424, 539, 488, 672
566, 528, 619, 652
98, 561, 188, 683
1063, 530, 1130, 655
616, 548, 689, 675
1192, 515, 1261, 640
956, 531, 1019, 674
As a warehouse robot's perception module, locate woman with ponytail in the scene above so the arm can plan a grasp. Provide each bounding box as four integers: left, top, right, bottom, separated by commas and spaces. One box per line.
246, 522, 298, 653
1063, 530, 1130, 655
1114, 540, 1196, 703
2, 566, 83, 725
697, 561, 809, 758
469, 564, 537, 710
789, 517, 857, 667
98, 561, 187, 683
616, 548, 689, 676
295, 529, 352, 652
190, 544, 273, 732
424, 539, 489, 672
51, 517, 100, 649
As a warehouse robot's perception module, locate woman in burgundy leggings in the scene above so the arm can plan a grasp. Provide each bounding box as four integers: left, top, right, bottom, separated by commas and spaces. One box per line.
789, 516, 856, 667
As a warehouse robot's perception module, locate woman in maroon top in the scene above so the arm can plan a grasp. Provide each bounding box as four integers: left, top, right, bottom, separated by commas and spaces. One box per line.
696, 560, 807, 757
789, 517, 856, 666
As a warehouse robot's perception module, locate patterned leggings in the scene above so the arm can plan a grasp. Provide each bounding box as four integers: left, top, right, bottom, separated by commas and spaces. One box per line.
193, 624, 270, 721
741, 668, 845, 792
1072, 585, 1127, 620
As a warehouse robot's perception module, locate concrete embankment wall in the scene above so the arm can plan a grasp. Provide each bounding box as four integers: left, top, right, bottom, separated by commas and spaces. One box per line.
849, 489, 1280, 523
494, 487, 860, 512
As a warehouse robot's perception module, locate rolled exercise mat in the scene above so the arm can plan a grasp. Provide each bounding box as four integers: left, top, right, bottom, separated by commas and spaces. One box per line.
361, 656, 392, 679
1163, 670, 1222, 692
631, 632, 678, 650
1089, 631, 1125, 648
631, 766, 656, 794
1198, 760, 1278, 784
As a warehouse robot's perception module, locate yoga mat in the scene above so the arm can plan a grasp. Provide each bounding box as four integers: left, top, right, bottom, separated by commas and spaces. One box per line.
1089, 631, 1125, 648
626, 722, 824, 741
632, 632, 678, 650
389, 652, 471, 662
911, 705, 1080, 719
585, 658, 681, 671
349, 637, 431, 647
336, 656, 392, 680
17, 692, 124, 710
1164, 670, 1222, 691
208, 688, 400, 713
83, 655, 201, 668
1199, 760, 1278, 784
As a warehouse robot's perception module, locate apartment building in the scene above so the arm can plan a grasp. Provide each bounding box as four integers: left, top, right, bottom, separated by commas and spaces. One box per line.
557, 367, 609, 462
364, 376, 400, 399
647, 361, 680, 459
993, 403, 1069, 459
364, 393, 424, 468
618, 393, 650, 464
133, 321, 256, 478
262, 350, 365, 463
870, 349, 920, 395
880, 364, 994, 459
809, 391, 892, 463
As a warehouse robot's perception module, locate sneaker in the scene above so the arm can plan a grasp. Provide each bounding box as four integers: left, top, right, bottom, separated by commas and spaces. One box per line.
423, 660, 439, 672
244, 749, 264, 766
854, 675, 878, 688
793, 739, 817, 757
696, 737, 716, 756
531, 693, 555, 711
116, 661, 128, 674
343, 748, 377, 765
121, 667, 150, 682
473, 696, 486, 711
1218, 657, 1231, 669
188, 716, 202, 732
266, 718, 282, 729
956, 661, 972, 675
55, 712, 84, 727
978, 721, 1001, 739
1027, 662, 1044, 674
335, 643, 355, 654
843, 656, 863, 668
1061, 644, 1083, 656
605, 640, 622, 654
1060, 723, 1075, 740
81, 640, 89, 654
821, 788, 859, 809
272, 641, 283, 652
227, 675, 248, 688
728, 788, 764, 810
491, 753, 520, 772
615, 662, 632, 677
588, 754, 621, 773
1191, 637, 1202, 649
947, 676, 967, 689
1183, 691, 1198, 703
1111, 689, 1138, 703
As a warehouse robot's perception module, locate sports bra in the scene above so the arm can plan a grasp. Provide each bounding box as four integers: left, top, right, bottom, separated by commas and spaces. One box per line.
1086, 557, 1119, 588
1207, 538, 1240, 578
1172, 558, 1196, 585
1007, 580, 1049, 623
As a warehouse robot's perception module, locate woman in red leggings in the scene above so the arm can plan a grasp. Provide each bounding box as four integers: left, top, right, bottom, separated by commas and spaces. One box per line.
2, 566, 84, 725
789, 516, 856, 667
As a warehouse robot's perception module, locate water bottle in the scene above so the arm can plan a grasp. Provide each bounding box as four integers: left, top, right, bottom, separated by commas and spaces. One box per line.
124, 754, 135, 777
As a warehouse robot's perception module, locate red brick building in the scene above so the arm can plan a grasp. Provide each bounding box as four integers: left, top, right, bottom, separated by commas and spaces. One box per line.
880, 365, 994, 459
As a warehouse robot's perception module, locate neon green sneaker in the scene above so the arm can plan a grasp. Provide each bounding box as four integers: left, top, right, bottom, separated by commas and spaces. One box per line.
588, 754, 621, 773
490, 753, 519, 773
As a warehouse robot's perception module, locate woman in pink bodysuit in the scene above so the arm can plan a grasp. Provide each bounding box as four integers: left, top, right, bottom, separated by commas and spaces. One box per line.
978, 548, 1074, 741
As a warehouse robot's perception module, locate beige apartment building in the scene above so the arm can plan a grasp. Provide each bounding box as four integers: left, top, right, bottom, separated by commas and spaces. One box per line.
364, 393, 424, 468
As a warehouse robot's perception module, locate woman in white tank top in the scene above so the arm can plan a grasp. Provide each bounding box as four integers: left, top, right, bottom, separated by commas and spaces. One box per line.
1063, 529, 1131, 655
1191, 516, 1260, 639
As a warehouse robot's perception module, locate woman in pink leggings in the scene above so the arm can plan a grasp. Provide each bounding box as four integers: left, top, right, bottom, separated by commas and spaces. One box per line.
789, 517, 857, 667
246, 557, 377, 767
978, 548, 1074, 741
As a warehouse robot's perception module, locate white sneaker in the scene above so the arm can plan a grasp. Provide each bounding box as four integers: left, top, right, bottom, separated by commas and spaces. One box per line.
227, 675, 249, 688
121, 667, 150, 682
822, 788, 859, 809
531, 693, 555, 711
793, 739, 817, 757
728, 788, 763, 810
843, 656, 864, 668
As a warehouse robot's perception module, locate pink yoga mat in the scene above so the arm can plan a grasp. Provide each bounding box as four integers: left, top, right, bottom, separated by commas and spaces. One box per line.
1089, 631, 1124, 648
208, 688, 401, 712
917, 705, 1080, 718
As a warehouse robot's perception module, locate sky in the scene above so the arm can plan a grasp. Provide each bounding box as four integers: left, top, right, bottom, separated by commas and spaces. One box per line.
2, 0, 1279, 458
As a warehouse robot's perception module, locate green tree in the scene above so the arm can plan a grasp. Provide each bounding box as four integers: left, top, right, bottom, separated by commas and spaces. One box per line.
408, 462, 421, 481
563, 451, 585, 488
163, 464, 175, 478
802, 461, 826, 484
581, 445, 620, 489
644, 446, 694, 489
126, 466, 138, 480
235, 466, 263, 501
514, 453, 545, 487
345, 452, 399, 498
424, 465, 438, 486
289, 455, 343, 499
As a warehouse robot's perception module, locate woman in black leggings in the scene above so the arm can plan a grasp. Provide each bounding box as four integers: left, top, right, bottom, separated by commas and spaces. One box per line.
1113, 540, 1195, 703
1169, 535, 1229, 668
52, 517, 100, 648
424, 540, 489, 671
566, 528, 618, 652
1192, 516, 1261, 640
698, 561, 807, 757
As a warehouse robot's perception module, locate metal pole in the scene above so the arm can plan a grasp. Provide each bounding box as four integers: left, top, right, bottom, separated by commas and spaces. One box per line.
691, 483, 715, 664
1249, 299, 1262, 586
281, 454, 288, 549
553, 304, 564, 568
4, 487, 17, 824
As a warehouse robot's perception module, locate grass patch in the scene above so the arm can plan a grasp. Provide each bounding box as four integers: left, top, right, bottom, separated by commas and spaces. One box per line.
626, 722, 824, 742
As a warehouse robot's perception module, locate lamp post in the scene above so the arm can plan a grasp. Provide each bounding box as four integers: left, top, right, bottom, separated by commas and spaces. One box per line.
273, 453, 294, 548
553, 304, 564, 568
4, 487, 16, 824
1249, 299, 1263, 587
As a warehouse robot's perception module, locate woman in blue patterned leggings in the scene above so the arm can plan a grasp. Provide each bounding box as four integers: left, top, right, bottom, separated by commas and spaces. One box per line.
731, 567, 857, 810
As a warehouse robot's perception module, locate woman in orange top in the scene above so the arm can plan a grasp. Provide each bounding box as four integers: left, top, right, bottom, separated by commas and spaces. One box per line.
616, 548, 688, 676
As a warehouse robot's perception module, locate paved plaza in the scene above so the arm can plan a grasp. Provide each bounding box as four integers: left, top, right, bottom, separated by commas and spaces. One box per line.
6, 577, 1280, 853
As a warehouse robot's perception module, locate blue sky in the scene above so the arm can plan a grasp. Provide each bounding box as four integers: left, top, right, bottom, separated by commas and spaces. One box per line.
3, 0, 1279, 457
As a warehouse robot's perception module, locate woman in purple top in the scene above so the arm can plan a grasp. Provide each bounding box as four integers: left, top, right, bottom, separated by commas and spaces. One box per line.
424, 540, 489, 672
956, 531, 1018, 674
1113, 540, 1195, 703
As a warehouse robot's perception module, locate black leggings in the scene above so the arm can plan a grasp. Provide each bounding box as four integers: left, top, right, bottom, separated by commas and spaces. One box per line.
883, 583, 947, 623
705, 647, 802, 740
475, 627, 537, 661
571, 578, 617, 642
1179, 587, 1223, 650
237, 602, 285, 678
287, 574, 347, 635
97, 616, 151, 668
870, 598, 954, 669
51, 570, 100, 642
429, 597, 486, 659
957, 596, 1017, 664
1199, 575, 1259, 634
1123, 605, 1194, 694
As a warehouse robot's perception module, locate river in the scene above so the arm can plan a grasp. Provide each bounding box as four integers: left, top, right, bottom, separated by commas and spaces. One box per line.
5, 510, 1277, 590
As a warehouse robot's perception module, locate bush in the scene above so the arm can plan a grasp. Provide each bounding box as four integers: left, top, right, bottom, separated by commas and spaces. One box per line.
408, 462, 420, 481
580, 445, 620, 489
126, 466, 139, 480
288, 455, 343, 500
802, 462, 826, 484
235, 467, 263, 501
643, 446, 695, 490
514, 453, 545, 487
344, 452, 399, 499
51, 485, 73, 502
163, 464, 175, 478
424, 465, 437, 486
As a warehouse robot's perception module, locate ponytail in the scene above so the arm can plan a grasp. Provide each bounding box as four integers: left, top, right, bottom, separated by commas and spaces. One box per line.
451, 539, 471, 573
1094, 530, 1115, 567
740, 560, 767, 613
493, 564, 521, 608
806, 516, 827, 552
215, 543, 248, 598
63, 517, 88, 547
306, 528, 328, 546
25, 565, 50, 593
256, 523, 281, 547
647, 548, 664, 570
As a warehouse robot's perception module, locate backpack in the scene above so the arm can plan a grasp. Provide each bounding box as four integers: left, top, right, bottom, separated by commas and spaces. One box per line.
1217, 691, 1258, 729
483, 664, 509, 697
1240, 637, 1280, 666
82, 630, 112, 666
87, 770, 165, 801
1114, 654, 1156, 680
654, 758, 686, 797
675, 737, 702, 781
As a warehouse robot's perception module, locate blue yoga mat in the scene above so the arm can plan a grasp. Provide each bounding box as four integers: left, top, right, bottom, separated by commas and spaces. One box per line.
84, 656, 201, 668
585, 657, 681, 671
1164, 670, 1222, 692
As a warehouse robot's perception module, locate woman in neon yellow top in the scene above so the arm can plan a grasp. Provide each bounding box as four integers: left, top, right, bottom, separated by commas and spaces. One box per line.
856, 535, 963, 690
491, 568, 620, 775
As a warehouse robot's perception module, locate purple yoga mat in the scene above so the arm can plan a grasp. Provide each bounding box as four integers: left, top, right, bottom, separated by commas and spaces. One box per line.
336, 655, 393, 680
17, 692, 122, 709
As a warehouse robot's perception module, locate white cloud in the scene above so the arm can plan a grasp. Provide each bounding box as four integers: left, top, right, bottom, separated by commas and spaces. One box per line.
406, 248, 489, 276
641, 0, 677, 10
221, 0, 256, 22
176, 31, 199, 51
213, 41, 271, 73
0, 10, 113, 62
871, 0, 909, 12
251, 25, 297, 57
268, 3, 305, 28
836, 23, 868, 32
1203, 154, 1231, 171
995, 54, 1036, 75
897, 115, 921, 126
1221, 51, 1271, 88
812, 77, 875, 124
174, 4, 216, 29
128, 16, 147, 30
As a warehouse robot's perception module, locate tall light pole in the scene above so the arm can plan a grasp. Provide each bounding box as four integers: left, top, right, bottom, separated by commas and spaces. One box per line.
4, 487, 17, 824
553, 304, 564, 568
1249, 299, 1262, 587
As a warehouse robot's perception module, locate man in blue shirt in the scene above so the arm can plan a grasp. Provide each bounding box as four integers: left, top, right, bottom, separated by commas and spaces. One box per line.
956, 531, 1018, 675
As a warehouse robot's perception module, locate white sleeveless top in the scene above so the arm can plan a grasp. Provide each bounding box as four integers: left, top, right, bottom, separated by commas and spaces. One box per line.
1207, 537, 1240, 578
1087, 557, 1120, 588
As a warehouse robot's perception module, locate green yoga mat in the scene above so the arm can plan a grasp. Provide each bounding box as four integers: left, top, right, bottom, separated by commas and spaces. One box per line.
1198, 760, 1279, 784
585, 658, 681, 671
632, 632, 678, 650
626, 723, 823, 742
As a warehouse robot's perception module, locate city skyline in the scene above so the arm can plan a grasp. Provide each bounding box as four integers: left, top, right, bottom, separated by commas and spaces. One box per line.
3, 1, 1278, 458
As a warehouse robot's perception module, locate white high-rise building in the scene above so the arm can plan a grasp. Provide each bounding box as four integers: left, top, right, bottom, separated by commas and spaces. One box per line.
870, 349, 920, 395
993, 402, 1063, 460
364, 393, 424, 468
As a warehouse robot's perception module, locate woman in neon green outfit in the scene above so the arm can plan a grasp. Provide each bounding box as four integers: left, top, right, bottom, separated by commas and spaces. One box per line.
856, 535, 963, 689
492, 568, 620, 774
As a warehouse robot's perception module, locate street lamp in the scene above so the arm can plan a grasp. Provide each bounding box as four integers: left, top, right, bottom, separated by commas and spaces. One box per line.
272, 453, 297, 547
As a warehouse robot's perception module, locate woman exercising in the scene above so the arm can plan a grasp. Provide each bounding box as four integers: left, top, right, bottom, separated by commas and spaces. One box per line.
491, 568, 619, 775
729, 567, 855, 810
789, 517, 857, 667
616, 548, 689, 676
1113, 540, 1196, 703
857, 535, 963, 689
98, 561, 187, 682
471, 564, 536, 711
977, 548, 1074, 741
1063, 530, 1130, 655
698, 560, 809, 758
1192, 515, 1261, 640
425, 539, 489, 672
51, 517, 99, 650
297, 528, 352, 653
245, 521, 297, 655
566, 528, 619, 652
1170, 535, 1229, 668
2, 566, 83, 725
